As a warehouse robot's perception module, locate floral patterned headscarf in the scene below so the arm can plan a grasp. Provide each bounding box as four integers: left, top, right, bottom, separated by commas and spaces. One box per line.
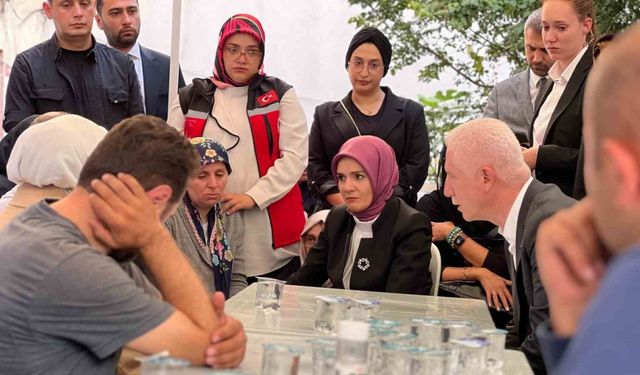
184, 138, 234, 298
190, 137, 231, 174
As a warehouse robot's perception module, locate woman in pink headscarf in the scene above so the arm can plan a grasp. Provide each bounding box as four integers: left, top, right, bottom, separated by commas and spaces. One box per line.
288, 135, 432, 294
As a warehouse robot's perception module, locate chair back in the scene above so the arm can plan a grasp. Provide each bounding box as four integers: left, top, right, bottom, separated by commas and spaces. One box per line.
429, 243, 441, 296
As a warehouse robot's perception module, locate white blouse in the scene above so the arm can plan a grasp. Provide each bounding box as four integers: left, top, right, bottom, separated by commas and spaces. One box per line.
342, 214, 378, 289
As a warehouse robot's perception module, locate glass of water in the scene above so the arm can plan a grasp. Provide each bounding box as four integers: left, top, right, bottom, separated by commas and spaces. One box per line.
411, 318, 444, 349
346, 298, 380, 321
261, 343, 304, 375
140, 356, 190, 374
310, 338, 336, 375
379, 342, 411, 375
369, 319, 402, 330
255, 277, 286, 311
477, 329, 507, 369
450, 336, 489, 375
409, 347, 451, 375
315, 296, 348, 334
442, 320, 473, 347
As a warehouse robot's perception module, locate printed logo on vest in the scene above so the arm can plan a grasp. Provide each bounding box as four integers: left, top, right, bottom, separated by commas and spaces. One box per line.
257, 90, 278, 107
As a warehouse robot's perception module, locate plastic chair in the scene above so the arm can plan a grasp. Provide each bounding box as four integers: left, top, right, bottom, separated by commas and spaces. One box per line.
429, 243, 442, 296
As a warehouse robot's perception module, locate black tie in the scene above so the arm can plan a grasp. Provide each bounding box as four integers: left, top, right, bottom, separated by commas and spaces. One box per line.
534, 77, 550, 111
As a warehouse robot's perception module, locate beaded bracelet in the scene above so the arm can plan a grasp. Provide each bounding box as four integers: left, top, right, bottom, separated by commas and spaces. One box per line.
446, 226, 462, 248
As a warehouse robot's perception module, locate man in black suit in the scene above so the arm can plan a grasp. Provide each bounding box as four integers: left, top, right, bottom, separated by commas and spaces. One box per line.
443, 118, 575, 375
95, 0, 185, 120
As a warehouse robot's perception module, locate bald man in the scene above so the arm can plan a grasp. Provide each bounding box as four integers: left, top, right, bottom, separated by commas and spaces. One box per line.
443, 118, 575, 374
536, 23, 640, 375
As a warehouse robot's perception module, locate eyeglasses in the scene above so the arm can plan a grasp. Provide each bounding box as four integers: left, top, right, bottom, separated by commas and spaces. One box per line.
348, 59, 384, 74
223, 45, 263, 61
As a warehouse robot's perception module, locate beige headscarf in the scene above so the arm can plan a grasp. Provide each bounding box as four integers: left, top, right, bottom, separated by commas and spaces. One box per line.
6, 114, 107, 188
299, 209, 330, 264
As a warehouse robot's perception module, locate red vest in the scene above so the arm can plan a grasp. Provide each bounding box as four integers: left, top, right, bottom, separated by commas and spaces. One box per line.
179, 77, 305, 249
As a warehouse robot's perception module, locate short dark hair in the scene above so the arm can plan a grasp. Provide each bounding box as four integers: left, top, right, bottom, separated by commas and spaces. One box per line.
96, 0, 139, 15
77, 115, 199, 203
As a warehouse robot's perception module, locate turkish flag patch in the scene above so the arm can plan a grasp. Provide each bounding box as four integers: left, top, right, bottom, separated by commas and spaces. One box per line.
257, 90, 279, 107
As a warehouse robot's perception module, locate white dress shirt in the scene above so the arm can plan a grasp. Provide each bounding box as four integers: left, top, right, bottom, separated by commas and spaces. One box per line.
532, 46, 588, 147
528, 69, 545, 108
499, 177, 534, 270
343, 215, 377, 289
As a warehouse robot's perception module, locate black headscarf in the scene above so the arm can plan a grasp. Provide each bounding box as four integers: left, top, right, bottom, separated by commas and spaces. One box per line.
345, 27, 392, 76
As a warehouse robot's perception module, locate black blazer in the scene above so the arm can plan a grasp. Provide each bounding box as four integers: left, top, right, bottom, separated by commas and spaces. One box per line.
507, 180, 576, 375
308, 87, 430, 207
140, 46, 185, 121
529, 47, 593, 196
572, 141, 586, 199
288, 196, 432, 295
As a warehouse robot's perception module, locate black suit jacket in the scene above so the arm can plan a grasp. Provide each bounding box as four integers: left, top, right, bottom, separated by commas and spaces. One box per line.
507, 179, 576, 375
140, 46, 185, 121
307, 87, 430, 207
530, 47, 593, 196
288, 196, 432, 294
573, 141, 587, 199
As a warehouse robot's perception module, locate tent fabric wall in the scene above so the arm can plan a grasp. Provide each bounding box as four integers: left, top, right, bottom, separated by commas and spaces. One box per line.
1, 0, 447, 130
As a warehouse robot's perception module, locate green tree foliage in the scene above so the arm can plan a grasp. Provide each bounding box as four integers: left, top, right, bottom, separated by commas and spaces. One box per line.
349, 0, 640, 178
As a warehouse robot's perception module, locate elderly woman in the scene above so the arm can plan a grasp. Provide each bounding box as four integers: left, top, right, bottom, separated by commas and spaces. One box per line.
288, 136, 432, 294
165, 138, 246, 298
308, 27, 430, 209
168, 14, 307, 282
0, 114, 106, 229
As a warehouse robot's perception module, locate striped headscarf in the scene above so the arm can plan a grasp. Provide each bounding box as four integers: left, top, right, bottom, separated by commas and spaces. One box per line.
213, 13, 266, 87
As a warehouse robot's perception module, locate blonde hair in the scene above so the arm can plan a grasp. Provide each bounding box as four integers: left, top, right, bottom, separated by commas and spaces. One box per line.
445, 118, 531, 185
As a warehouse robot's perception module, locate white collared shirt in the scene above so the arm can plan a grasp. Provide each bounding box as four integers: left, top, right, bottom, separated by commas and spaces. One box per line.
499, 177, 534, 270
343, 215, 377, 289
529, 69, 545, 109
532, 46, 588, 147
126, 42, 146, 111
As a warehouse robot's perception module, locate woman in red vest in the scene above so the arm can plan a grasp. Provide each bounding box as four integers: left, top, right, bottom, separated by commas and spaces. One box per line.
167, 14, 308, 282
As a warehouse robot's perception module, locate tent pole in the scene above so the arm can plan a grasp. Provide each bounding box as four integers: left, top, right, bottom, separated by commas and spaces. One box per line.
167, 0, 182, 116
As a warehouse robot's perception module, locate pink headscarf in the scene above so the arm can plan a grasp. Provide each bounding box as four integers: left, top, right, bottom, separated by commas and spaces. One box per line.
331, 136, 399, 222
212, 13, 266, 88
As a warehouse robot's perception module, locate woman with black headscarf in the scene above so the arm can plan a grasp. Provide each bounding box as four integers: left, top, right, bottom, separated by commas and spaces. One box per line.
308, 27, 430, 209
